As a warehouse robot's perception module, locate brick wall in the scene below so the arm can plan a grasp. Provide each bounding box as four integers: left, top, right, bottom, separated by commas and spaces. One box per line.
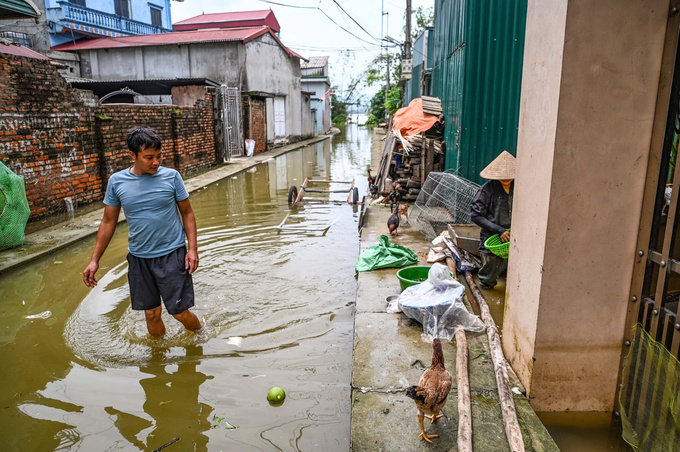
242, 96, 266, 154
0, 53, 219, 222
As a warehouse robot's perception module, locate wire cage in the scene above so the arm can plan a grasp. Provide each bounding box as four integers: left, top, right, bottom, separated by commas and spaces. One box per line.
408, 172, 481, 239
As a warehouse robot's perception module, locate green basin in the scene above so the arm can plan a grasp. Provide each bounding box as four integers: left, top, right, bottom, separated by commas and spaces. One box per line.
396, 266, 432, 290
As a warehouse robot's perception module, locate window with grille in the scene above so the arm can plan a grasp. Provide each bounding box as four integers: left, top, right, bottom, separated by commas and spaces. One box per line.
69, 0, 86, 6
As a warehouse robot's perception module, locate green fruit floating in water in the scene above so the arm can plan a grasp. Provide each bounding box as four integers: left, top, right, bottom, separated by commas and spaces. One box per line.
267, 387, 286, 403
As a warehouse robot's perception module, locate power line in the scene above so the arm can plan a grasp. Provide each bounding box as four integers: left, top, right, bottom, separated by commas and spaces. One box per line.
331, 0, 380, 43
254, 0, 379, 47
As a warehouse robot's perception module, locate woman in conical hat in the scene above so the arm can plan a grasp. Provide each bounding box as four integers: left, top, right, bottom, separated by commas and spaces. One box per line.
470, 151, 515, 290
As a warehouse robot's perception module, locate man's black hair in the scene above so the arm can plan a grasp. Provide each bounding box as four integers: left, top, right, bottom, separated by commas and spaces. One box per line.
126, 127, 162, 154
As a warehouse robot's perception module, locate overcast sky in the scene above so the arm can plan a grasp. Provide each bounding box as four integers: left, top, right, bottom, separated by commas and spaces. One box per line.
170, 0, 434, 105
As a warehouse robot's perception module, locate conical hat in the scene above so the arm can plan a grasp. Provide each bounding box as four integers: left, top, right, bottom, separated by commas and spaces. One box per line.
479, 151, 516, 180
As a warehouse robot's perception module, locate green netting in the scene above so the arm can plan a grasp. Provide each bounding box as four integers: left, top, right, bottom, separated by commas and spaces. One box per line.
0, 161, 30, 250
619, 323, 680, 451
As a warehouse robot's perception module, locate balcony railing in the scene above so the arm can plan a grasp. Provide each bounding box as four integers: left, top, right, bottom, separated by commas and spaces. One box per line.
56, 1, 168, 37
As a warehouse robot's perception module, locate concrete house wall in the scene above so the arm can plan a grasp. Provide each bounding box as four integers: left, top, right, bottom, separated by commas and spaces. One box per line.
301, 78, 331, 134
79, 41, 244, 82
75, 34, 308, 144
503, 0, 668, 412
0, 0, 172, 50
244, 33, 304, 142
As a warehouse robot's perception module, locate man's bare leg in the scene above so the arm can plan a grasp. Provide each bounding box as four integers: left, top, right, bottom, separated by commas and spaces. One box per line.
145, 306, 166, 336
173, 309, 201, 332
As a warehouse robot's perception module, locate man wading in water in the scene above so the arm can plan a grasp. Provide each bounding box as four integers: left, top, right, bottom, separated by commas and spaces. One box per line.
83, 127, 201, 336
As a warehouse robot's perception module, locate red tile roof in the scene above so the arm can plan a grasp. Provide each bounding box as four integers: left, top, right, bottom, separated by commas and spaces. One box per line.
51, 26, 306, 61
173, 10, 280, 33
0, 41, 49, 60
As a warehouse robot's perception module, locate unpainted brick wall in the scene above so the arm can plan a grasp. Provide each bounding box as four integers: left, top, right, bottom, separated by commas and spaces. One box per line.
242, 96, 267, 155
0, 53, 219, 222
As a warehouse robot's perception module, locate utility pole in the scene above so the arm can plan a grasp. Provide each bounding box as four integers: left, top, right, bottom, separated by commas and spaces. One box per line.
385, 11, 390, 93
404, 0, 412, 59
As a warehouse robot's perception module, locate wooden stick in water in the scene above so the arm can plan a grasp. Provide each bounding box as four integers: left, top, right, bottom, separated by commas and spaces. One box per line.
463, 270, 525, 452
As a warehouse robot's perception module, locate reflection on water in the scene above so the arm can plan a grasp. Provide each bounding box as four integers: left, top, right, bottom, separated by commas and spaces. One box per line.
538, 412, 632, 452
0, 126, 370, 450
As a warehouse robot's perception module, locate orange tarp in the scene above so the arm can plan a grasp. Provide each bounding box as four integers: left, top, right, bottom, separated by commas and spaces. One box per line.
391, 98, 439, 138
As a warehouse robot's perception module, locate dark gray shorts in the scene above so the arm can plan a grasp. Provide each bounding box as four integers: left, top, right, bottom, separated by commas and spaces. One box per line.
127, 246, 195, 315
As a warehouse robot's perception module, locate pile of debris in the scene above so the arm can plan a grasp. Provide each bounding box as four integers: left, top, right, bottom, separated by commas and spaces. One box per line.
373, 97, 446, 202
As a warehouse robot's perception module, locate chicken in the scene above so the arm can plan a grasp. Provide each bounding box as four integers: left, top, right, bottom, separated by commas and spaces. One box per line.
387, 203, 400, 235
367, 168, 379, 199
387, 183, 403, 211
405, 338, 452, 443
398, 203, 408, 220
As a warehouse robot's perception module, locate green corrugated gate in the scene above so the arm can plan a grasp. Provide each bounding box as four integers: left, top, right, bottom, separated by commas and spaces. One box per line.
432, 0, 527, 184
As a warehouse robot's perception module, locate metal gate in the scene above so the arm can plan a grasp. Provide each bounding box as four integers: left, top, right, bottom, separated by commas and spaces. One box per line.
221, 85, 243, 161
617, 16, 680, 450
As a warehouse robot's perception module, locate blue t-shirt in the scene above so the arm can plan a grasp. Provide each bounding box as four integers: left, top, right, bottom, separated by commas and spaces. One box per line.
104, 166, 190, 258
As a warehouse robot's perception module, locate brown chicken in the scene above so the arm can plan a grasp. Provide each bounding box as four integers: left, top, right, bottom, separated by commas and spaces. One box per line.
405, 338, 452, 443
387, 203, 409, 236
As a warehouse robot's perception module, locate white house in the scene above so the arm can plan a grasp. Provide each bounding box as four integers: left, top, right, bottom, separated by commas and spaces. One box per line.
300, 56, 331, 135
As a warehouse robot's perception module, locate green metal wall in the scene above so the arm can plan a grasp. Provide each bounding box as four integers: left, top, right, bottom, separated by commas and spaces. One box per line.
432, 0, 527, 184
404, 27, 433, 105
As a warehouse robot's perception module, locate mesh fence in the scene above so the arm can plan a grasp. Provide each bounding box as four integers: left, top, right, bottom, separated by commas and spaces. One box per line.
619, 323, 680, 451
0, 161, 30, 250
408, 172, 480, 239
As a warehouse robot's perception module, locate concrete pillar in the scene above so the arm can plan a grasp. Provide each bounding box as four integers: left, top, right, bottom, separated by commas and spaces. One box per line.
503, 0, 669, 412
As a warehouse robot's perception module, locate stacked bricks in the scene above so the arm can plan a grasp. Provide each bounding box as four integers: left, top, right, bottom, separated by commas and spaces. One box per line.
0, 53, 101, 218
0, 52, 219, 222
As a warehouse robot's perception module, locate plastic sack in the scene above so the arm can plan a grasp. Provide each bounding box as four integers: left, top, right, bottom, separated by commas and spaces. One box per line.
355, 235, 418, 273
0, 161, 30, 251
245, 139, 255, 157
388, 263, 485, 341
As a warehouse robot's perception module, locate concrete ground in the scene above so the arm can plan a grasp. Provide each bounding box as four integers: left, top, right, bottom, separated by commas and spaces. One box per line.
349, 130, 558, 451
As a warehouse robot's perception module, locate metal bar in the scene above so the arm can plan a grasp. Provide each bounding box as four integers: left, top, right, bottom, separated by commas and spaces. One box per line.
649, 251, 663, 265
673, 294, 680, 353
650, 155, 680, 336
670, 258, 680, 274
307, 179, 354, 184
300, 188, 350, 194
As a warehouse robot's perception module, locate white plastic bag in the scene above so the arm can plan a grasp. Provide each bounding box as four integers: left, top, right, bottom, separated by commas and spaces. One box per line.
388, 263, 485, 342
245, 139, 255, 157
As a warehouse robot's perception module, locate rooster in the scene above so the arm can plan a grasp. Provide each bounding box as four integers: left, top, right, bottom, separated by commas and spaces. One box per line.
387, 183, 403, 211
367, 168, 378, 198
405, 338, 452, 443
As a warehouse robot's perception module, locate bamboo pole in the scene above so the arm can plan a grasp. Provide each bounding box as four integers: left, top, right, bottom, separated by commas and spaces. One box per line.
455, 328, 473, 451
463, 270, 525, 452
445, 257, 473, 452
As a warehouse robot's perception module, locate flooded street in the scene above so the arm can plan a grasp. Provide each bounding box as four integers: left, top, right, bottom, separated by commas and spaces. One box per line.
0, 127, 371, 451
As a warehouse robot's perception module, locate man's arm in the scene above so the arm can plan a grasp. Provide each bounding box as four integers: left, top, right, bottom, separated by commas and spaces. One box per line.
83, 205, 121, 287
177, 198, 199, 275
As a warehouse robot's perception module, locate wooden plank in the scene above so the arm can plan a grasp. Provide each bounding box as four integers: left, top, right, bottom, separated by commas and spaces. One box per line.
426, 138, 435, 179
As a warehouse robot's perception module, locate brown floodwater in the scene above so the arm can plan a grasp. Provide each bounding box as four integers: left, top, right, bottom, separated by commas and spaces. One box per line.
0, 127, 371, 451
0, 124, 635, 451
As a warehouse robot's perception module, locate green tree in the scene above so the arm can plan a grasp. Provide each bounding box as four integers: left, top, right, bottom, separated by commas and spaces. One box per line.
385, 86, 403, 116
330, 91, 348, 126
410, 6, 434, 42
365, 86, 386, 127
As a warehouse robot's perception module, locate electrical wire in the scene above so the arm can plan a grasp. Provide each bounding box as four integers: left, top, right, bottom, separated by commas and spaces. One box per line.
331, 0, 380, 43
254, 0, 380, 47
